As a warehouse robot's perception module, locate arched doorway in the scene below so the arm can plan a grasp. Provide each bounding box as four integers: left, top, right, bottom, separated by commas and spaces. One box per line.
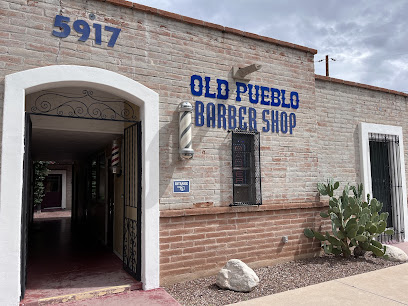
0, 65, 160, 304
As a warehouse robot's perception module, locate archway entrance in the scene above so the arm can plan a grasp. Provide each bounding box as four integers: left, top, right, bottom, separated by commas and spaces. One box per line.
0, 66, 159, 304
22, 87, 142, 302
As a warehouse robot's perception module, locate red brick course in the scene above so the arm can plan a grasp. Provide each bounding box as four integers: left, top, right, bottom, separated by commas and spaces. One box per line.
159, 205, 327, 285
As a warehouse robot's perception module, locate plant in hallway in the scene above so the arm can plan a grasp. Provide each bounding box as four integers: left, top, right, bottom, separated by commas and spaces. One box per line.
304, 179, 394, 258
33, 161, 51, 209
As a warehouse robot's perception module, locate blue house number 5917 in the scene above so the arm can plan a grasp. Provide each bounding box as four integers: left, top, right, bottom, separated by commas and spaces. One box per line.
52, 15, 121, 47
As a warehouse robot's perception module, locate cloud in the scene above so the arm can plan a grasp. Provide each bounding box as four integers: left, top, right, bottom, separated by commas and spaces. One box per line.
131, 0, 408, 92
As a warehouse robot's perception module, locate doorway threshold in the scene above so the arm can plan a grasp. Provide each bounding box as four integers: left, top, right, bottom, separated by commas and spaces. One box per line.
21, 283, 141, 305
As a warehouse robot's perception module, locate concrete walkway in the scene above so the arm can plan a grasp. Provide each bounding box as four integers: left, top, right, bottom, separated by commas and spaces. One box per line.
230, 262, 408, 306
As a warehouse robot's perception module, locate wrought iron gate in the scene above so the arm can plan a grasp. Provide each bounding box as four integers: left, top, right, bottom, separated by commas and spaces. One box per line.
21, 114, 32, 299
27, 89, 143, 279
123, 122, 142, 280
369, 133, 404, 242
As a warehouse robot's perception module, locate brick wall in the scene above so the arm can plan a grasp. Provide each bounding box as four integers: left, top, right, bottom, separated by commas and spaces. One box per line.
5, 0, 398, 286
159, 204, 326, 284
315, 77, 408, 190
0, 0, 318, 211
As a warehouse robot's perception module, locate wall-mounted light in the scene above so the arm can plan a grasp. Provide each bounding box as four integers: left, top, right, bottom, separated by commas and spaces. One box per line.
178, 102, 194, 160
111, 139, 121, 175
232, 64, 262, 81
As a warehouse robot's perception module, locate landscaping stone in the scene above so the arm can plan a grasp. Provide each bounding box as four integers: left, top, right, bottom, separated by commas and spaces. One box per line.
216, 259, 259, 292
166, 253, 402, 306
384, 245, 408, 262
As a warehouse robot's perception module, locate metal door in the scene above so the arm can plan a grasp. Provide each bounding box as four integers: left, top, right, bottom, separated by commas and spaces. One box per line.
21, 114, 32, 299
369, 133, 404, 242
123, 122, 142, 280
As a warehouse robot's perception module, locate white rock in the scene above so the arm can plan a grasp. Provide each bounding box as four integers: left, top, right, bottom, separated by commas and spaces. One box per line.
216, 259, 259, 292
384, 245, 408, 262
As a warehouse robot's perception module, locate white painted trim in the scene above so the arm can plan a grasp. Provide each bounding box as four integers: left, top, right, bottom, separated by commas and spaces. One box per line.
0, 65, 160, 305
359, 122, 408, 242
47, 170, 67, 209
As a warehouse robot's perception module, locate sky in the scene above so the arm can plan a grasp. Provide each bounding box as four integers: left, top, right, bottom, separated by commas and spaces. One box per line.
131, 0, 408, 93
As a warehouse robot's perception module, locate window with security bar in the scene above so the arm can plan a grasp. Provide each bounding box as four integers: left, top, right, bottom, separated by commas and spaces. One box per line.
231, 129, 262, 206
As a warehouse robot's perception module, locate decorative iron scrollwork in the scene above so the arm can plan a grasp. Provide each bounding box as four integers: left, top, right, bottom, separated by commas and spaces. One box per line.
123, 218, 138, 275
30, 90, 138, 122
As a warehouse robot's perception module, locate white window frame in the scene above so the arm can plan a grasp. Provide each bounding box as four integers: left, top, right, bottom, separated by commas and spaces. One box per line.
359, 122, 408, 241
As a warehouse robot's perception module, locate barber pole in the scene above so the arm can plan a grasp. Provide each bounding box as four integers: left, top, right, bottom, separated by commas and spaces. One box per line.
178, 102, 194, 160
111, 139, 120, 173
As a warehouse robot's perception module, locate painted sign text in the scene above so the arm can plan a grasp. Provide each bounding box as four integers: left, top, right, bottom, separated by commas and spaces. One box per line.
52, 15, 121, 48
190, 75, 299, 134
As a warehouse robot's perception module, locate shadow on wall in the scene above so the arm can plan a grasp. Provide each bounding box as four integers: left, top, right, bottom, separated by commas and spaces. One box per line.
158, 118, 177, 200
158, 101, 234, 207
158, 108, 206, 202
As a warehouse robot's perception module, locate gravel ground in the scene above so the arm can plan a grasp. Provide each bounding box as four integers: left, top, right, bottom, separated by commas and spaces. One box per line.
165, 254, 402, 306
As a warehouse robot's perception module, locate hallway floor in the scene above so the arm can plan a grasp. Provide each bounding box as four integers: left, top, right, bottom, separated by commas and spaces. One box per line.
19, 212, 178, 305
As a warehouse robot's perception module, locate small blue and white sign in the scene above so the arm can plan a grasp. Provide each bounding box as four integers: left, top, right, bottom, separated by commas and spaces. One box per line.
173, 180, 190, 193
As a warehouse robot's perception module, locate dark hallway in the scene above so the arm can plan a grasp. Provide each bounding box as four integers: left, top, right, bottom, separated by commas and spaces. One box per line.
21, 211, 141, 305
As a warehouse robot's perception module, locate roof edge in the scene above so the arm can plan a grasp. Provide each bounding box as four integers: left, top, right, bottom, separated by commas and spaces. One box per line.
97, 0, 318, 55
315, 74, 408, 98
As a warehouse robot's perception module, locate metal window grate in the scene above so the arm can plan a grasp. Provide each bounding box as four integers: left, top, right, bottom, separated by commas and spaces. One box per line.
369, 133, 404, 243
230, 128, 262, 206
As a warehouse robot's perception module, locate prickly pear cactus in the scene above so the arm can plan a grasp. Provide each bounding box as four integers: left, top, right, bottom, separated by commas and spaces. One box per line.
304, 180, 394, 258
